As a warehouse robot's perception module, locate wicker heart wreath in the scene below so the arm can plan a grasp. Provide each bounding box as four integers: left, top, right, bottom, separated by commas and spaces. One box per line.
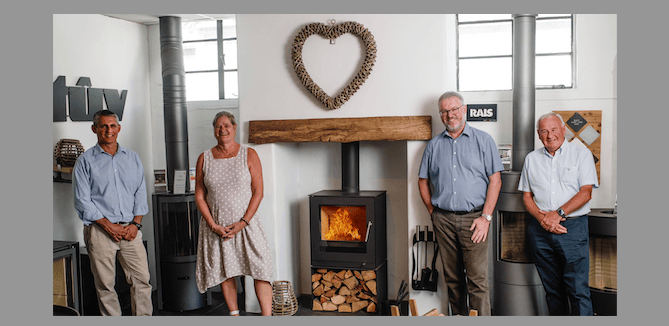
291, 21, 377, 110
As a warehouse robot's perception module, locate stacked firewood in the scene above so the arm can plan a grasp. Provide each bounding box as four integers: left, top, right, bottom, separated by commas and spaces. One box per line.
311, 268, 377, 313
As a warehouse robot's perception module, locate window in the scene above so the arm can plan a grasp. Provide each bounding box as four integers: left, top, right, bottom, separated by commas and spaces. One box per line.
457, 14, 573, 92
182, 16, 238, 101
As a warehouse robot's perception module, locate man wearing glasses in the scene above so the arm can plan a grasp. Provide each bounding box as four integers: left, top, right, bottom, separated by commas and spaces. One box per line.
418, 91, 503, 316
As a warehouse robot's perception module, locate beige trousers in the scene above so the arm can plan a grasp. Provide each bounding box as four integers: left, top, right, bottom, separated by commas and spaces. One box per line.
84, 223, 153, 316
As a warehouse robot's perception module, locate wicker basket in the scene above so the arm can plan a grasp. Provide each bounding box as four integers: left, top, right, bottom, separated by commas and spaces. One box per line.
54, 139, 84, 167
272, 280, 298, 316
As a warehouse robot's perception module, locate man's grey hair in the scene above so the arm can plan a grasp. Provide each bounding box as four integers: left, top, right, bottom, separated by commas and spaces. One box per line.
92, 110, 119, 126
536, 112, 565, 130
438, 91, 465, 107
212, 111, 236, 127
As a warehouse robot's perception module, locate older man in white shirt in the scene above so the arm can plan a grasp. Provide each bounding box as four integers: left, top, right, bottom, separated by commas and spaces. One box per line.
518, 112, 599, 316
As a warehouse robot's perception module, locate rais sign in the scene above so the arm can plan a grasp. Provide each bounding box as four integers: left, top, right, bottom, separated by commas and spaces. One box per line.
466, 104, 497, 122
53, 76, 127, 122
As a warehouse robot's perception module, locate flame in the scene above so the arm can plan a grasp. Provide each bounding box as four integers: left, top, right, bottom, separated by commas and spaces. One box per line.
322, 207, 363, 241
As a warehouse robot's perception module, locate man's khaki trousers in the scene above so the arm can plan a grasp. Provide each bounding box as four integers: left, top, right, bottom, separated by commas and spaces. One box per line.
84, 223, 153, 316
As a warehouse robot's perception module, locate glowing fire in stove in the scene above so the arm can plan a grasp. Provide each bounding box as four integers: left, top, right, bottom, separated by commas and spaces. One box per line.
321, 206, 367, 241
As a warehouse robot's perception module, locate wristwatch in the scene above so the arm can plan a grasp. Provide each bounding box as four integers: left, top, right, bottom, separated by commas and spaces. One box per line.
556, 208, 566, 219
481, 213, 492, 221
129, 221, 142, 230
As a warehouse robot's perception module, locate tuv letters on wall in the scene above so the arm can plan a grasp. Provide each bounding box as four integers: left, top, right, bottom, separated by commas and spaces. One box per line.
53, 76, 127, 122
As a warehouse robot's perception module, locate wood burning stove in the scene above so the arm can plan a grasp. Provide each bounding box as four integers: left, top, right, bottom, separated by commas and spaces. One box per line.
153, 193, 211, 311
492, 171, 548, 316
307, 142, 388, 313
588, 208, 617, 316
309, 190, 386, 269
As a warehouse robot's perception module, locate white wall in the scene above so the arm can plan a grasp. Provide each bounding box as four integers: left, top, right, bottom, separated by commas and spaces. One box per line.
52, 14, 157, 286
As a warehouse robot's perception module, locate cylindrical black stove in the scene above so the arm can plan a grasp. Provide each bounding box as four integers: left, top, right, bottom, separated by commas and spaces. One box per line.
153, 192, 211, 311
588, 208, 617, 316
492, 171, 549, 315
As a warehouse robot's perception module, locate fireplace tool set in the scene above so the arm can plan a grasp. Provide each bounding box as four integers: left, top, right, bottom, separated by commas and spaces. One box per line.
412, 225, 439, 292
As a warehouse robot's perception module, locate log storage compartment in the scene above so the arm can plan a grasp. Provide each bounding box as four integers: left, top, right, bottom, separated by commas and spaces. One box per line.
311, 264, 387, 313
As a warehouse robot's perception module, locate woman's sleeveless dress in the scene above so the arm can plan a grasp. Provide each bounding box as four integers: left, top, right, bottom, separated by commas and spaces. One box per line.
195, 146, 273, 293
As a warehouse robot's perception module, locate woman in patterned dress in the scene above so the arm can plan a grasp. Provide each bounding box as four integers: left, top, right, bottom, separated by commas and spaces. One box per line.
194, 111, 273, 316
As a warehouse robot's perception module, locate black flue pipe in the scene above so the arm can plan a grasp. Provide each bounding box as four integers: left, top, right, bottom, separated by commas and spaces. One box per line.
341, 142, 360, 193
159, 16, 190, 193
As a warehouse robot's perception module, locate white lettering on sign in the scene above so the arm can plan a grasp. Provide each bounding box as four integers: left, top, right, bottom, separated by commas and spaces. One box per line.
469, 108, 494, 118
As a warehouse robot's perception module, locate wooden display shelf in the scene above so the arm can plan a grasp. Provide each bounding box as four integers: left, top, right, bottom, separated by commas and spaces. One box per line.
54, 165, 74, 173
54, 165, 73, 183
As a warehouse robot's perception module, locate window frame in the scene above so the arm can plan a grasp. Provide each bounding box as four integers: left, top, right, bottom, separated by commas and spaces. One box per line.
456, 14, 574, 92
183, 19, 238, 100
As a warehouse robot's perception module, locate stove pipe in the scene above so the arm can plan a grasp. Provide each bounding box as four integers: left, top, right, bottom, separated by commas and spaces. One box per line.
511, 14, 536, 171
159, 16, 190, 193
341, 142, 360, 193
492, 14, 548, 316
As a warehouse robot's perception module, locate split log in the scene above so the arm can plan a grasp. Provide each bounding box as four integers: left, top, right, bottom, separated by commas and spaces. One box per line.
336, 270, 347, 280
367, 280, 377, 295
338, 286, 351, 296
354, 270, 363, 280
323, 271, 336, 282
322, 301, 338, 311
330, 295, 346, 305
361, 270, 376, 281
346, 296, 360, 304
324, 289, 336, 298
366, 302, 376, 313
333, 280, 342, 289
312, 300, 322, 311
317, 268, 328, 273
344, 270, 353, 279
313, 284, 324, 296
351, 300, 369, 313
323, 271, 335, 282
357, 292, 371, 300
312, 281, 320, 290
321, 280, 333, 288
338, 303, 352, 313
312, 273, 323, 282
343, 276, 358, 290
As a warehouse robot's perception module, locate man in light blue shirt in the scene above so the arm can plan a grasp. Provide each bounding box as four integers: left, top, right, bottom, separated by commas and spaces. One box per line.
73, 110, 152, 315
418, 92, 503, 316
518, 112, 599, 316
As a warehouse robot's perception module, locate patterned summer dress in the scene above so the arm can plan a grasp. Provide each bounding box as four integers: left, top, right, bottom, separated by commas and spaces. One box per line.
195, 145, 273, 293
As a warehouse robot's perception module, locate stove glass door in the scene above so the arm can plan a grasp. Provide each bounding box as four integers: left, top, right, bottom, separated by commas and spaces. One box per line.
498, 211, 534, 263
319, 205, 368, 253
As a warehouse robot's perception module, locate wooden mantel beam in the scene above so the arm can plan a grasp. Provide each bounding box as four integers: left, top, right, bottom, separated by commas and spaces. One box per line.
248, 116, 432, 144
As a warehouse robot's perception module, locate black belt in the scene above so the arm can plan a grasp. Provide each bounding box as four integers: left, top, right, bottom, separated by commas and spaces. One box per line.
435, 205, 484, 215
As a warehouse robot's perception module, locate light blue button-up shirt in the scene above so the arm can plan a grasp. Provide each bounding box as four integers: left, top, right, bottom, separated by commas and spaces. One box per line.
419, 124, 504, 212
73, 143, 149, 225
518, 140, 599, 217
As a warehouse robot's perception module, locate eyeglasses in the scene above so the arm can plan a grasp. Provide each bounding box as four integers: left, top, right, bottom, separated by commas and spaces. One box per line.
439, 105, 464, 116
